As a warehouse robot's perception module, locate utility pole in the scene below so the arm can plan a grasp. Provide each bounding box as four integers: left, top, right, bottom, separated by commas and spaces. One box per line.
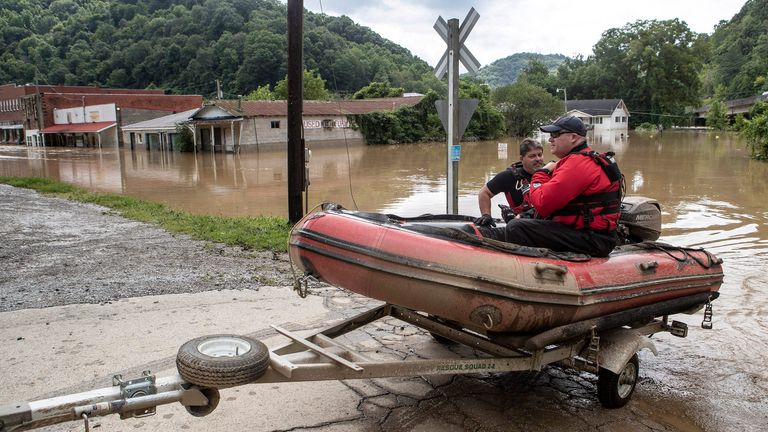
287, 0, 305, 223
557, 87, 568, 113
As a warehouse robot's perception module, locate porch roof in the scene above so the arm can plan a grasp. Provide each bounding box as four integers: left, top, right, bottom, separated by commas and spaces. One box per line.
566, 99, 626, 117
41, 121, 116, 133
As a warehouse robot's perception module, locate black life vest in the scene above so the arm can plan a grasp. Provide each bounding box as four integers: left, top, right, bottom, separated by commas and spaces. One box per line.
503, 162, 533, 214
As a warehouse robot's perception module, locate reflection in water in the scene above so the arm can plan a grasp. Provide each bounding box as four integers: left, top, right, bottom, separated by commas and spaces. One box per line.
1, 130, 768, 427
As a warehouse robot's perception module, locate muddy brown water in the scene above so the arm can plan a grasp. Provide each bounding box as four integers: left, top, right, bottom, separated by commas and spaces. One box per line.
1, 129, 767, 430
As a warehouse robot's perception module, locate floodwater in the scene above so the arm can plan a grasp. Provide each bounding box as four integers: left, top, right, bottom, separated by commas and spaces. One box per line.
1, 129, 767, 429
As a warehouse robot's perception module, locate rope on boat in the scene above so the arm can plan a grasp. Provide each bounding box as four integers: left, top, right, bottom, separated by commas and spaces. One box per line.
288, 203, 328, 298
634, 242, 723, 269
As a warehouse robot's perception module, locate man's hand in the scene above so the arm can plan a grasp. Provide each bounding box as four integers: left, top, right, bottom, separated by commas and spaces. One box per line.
498, 204, 515, 223
542, 161, 557, 172
474, 213, 496, 227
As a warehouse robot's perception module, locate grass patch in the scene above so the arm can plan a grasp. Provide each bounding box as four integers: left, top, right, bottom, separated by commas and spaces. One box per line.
0, 176, 292, 252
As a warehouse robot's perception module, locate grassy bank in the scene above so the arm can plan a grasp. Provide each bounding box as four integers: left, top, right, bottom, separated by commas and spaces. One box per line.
0, 176, 292, 252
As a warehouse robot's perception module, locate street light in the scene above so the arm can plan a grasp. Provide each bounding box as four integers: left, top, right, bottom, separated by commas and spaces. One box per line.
556, 87, 567, 114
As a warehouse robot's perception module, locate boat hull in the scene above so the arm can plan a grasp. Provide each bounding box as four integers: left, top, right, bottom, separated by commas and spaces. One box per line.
289, 205, 723, 334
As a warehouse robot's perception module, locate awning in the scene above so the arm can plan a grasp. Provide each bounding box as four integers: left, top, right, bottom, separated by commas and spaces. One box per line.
0, 124, 23, 130
41, 122, 116, 134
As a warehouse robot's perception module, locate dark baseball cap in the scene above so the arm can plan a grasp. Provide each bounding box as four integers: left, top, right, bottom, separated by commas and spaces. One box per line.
540, 115, 587, 137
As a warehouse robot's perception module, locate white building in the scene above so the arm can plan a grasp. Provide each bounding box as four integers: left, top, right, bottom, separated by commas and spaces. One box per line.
566, 99, 630, 133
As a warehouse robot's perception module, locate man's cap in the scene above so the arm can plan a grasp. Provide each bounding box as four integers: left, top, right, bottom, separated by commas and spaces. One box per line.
540, 115, 587, 136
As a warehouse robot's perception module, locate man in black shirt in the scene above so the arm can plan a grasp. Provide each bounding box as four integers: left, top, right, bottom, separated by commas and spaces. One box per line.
475, 138, 544, 226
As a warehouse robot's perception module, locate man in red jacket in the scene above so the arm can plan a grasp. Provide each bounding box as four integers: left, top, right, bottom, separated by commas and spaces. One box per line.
475, 115, 621, 257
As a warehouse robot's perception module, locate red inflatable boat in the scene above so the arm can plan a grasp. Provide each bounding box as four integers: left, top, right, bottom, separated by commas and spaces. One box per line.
289, 199, 723, 340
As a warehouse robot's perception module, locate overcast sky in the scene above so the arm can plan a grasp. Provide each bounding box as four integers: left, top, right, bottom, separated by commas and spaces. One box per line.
301, 0, 746, 68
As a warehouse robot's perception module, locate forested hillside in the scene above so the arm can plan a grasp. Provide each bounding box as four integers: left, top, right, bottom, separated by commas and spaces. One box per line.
704, 0, 768, 100
0, 0, 436, 97
474, 52, 567, 88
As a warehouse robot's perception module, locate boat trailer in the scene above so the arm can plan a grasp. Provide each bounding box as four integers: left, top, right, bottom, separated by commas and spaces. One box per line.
0, 302, 706, 431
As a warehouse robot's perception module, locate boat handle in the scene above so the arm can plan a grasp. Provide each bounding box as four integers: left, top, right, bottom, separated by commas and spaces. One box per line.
639, 261, 658, 271
534, 263, 568, 277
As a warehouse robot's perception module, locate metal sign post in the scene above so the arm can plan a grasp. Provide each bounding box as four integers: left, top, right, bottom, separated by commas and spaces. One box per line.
434, 8, 481, 214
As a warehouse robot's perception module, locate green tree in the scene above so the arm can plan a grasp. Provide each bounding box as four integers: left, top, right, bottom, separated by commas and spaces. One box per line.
173, 124, 194, 152
518, 59, 557, 94
708, 0, 768, 99
556, 19, 706, 127
705, 99, 728, 130
492, 82, 562, 137
740, 102, 768, 160
0, 0, 434, 96
244, 84, 274, 101
352, 81, 404, 99
459, 78, 505, 140
273, 70, 329, 100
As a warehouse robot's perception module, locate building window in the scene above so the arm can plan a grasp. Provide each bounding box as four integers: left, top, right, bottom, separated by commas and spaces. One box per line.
615, 116, 620, 123
622, 116, 627, 122
270, 120, 280, 129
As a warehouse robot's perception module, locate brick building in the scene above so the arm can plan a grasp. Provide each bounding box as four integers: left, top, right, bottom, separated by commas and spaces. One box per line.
2, 84, 202, 147
0, 84, 28, 144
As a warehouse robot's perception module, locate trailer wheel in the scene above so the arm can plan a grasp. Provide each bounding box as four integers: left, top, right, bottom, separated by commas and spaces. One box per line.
597, 353, 639, 408
185, 387, 220, 417
177, 334, 269, 389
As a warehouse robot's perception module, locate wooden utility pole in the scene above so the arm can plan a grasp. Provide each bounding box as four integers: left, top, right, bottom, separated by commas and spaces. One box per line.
287, 0, 305, 223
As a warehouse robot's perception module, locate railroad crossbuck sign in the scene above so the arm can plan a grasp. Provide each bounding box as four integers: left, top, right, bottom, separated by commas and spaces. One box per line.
433, 8, 481, 78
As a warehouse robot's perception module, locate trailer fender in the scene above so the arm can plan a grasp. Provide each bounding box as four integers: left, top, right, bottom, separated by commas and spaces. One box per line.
598, 328, 658, 375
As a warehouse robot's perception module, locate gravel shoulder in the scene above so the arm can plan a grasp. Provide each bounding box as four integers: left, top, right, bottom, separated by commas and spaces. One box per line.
0, 184, 295, 312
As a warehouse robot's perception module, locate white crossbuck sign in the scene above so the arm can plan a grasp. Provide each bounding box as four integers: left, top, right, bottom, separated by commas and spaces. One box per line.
433, 7, 481, 78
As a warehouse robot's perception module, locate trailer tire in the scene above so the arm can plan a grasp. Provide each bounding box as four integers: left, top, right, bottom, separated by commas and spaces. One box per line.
597, 353, 639, 408
185, 387, 220, 417
176, 334, 269, 389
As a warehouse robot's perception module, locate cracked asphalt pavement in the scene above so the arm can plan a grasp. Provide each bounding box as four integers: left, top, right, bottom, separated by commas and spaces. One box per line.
0, 184, 743, 431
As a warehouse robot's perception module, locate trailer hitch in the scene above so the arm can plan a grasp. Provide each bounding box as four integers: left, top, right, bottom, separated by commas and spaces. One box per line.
0, 374, 213, 432
112, 371, 157, 419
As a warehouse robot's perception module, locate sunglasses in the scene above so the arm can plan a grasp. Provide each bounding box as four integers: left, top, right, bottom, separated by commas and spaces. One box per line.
550, 131, 572, 138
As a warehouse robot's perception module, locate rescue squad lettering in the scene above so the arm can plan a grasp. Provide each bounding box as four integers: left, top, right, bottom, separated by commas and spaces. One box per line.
434, 362, 497, 372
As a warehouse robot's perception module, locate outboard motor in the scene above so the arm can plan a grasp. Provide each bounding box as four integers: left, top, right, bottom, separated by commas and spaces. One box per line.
617, 196, 662, 244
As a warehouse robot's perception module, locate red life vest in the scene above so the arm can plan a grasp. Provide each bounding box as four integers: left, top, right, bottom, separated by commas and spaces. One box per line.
529, 147, 623, 231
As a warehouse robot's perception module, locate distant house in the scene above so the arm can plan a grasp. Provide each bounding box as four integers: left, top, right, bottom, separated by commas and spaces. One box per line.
120, 108, 200, 150
122, 96, 424, 152
566, 99, 629, 133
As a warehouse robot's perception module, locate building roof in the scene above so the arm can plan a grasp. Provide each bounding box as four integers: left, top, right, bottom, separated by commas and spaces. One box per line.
41, 121, 116, 133
566, 99, 626, 116
122, 108, 201, 130
213, 96, 423, 117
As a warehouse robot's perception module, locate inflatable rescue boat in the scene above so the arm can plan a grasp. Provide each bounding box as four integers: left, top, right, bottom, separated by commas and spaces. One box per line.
288, 197, 723, 339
